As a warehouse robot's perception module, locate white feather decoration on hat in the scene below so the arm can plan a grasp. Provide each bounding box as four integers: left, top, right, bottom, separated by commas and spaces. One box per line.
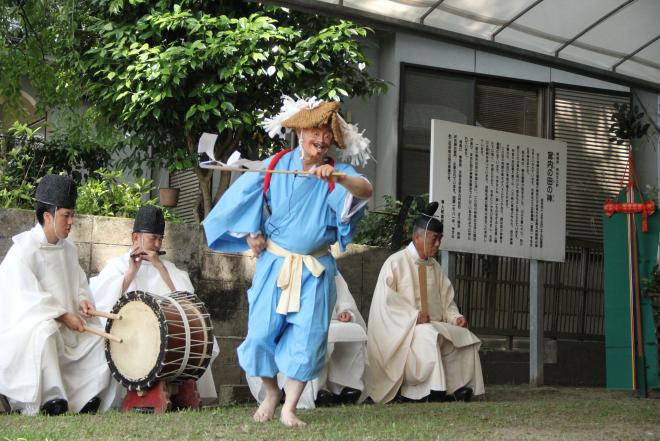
262, 94, 372, 167
262, 95, 323, 139
336, 114, 373, 167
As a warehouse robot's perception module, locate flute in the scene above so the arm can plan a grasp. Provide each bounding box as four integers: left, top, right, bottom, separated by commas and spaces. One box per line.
130, 251, 166, 260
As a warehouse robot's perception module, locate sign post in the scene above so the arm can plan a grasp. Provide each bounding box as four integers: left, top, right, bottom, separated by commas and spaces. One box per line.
429, 120, 566, 386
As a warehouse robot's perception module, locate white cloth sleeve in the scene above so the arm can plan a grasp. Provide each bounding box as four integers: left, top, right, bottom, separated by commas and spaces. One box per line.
340, 177, 370, 223
227, 230, 262, 239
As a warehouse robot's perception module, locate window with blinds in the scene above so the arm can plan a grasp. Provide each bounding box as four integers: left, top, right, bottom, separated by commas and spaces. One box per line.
169, 169, 199, 224
398, 67, 540, 198
399, 69, 474, 199
553, 88, 630, 243
476, 83, 540, 137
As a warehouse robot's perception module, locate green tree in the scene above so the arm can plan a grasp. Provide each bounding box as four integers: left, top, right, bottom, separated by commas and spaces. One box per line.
0, 1, 120, 178
81, 0, 386, 220
0, 0, 89, 121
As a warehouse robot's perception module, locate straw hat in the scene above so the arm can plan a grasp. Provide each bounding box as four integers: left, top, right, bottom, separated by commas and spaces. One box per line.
263, 95, 371, 166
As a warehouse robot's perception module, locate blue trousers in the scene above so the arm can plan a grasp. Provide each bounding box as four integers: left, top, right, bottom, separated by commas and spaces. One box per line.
237, 250, 337, 382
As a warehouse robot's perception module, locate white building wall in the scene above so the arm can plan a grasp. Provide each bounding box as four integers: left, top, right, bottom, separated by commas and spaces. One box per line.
631, 89, 660, 194
344, 30, 646, 206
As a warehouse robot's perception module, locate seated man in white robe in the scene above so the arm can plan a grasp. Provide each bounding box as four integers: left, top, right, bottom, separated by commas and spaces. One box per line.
0, 174, 118, 415
365, 202, 484, 403
247, 272, 367, 408
90, 205, 219, 404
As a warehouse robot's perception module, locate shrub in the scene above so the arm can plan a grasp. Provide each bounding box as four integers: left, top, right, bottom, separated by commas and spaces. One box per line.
0, 145, 48, 209
354, 195, 427, 248
76, 168, 178, 221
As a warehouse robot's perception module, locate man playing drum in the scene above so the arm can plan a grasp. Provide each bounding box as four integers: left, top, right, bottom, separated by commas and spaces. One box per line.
0, 174, 118, 415
90, 205, 219, 404
203, 95, 373, 427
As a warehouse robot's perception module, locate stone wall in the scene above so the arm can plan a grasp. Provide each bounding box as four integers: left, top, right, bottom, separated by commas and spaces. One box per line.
0, 208, 200, 277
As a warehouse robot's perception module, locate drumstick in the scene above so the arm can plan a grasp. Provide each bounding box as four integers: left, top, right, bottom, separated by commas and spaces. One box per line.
200, 163, 347, 177
88, 310, 122, 321
83, 325, 123, 343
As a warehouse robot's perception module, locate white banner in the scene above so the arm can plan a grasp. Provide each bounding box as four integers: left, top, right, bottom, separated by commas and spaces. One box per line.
430, 120, 567, 262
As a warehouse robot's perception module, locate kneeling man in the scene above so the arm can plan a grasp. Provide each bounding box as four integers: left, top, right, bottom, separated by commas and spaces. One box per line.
365, 202, 484, 403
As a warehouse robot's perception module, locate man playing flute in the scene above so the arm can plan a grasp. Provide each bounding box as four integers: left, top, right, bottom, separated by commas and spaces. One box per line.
90, 205, 219, 405
203, 95, 373, 427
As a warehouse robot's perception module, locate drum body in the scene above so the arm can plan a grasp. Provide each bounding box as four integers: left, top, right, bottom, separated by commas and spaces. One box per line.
105, 290, 214, 390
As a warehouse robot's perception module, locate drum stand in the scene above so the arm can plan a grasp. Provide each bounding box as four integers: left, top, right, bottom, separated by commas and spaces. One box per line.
121, 380, 201, 413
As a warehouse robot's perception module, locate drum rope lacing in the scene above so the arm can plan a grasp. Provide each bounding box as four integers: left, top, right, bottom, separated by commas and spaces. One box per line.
157, 293, 192, 378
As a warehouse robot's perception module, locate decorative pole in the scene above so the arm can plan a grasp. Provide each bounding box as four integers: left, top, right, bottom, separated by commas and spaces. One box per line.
603, 103, 653, 396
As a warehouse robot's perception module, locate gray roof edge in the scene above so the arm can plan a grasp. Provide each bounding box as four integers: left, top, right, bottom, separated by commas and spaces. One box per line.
253, 0, 660, 93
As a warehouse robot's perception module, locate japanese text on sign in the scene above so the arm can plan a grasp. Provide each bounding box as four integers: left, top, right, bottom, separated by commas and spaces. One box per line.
429, 120, 566, 262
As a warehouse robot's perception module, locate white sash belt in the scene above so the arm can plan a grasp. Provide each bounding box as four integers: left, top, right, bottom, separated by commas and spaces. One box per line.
266, 240, 328, 314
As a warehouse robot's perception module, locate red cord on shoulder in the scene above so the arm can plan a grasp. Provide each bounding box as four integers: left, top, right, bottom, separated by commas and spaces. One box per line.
263, 149, 335, 198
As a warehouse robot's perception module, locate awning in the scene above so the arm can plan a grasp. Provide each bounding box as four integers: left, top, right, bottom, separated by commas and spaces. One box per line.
260, 0, 660, 91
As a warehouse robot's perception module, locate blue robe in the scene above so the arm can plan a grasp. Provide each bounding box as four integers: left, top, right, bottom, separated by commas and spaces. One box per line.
203, 149, 367, 381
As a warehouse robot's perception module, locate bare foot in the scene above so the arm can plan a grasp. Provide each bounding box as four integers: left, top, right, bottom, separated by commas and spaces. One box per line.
253, 390, 281, 423
280, 409, 306, 427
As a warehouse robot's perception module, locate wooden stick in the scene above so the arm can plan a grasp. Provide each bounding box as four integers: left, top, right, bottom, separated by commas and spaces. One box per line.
200, 163, 346, 177
88, 310, 122, 321
418, 265, 429, 316
83, 325, 123, 343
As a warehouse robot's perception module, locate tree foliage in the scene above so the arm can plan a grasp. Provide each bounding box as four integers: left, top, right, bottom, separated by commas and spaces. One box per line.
1, 1, 387, 221
0, 123, 111, 208
80, 0, 387, 219
609, 103, 651, 145
0, 0, 90, 119
354, 195, 427, 249
0, 1, 119, 180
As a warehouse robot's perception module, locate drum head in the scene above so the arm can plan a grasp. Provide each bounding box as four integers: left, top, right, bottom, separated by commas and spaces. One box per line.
105, 291, 166, 390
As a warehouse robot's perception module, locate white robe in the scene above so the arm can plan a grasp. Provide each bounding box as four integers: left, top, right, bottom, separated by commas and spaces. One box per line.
0, 225, 119, 414
247, 273, 367, 409
89, 251, 219, 403
365, 243, 484, 403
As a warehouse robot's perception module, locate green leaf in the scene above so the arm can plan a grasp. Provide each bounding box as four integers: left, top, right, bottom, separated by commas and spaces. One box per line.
185, 106, 197, 120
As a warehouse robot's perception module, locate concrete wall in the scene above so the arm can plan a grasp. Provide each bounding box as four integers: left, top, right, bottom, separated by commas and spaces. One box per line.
631, 88, 660, 196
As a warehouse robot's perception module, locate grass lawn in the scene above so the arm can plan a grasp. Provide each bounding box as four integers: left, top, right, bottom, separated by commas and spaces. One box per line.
1, 385, 659, 441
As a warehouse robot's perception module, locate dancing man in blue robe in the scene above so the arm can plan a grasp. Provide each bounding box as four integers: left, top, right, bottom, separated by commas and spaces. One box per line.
203, 96, 373, 426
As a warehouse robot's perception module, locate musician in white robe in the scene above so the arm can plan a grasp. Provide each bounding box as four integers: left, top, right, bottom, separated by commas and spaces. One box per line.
0, 175, 118, 415
247, 272, 367, 408
90, 205, 219, 404
365, 202, 484, 403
